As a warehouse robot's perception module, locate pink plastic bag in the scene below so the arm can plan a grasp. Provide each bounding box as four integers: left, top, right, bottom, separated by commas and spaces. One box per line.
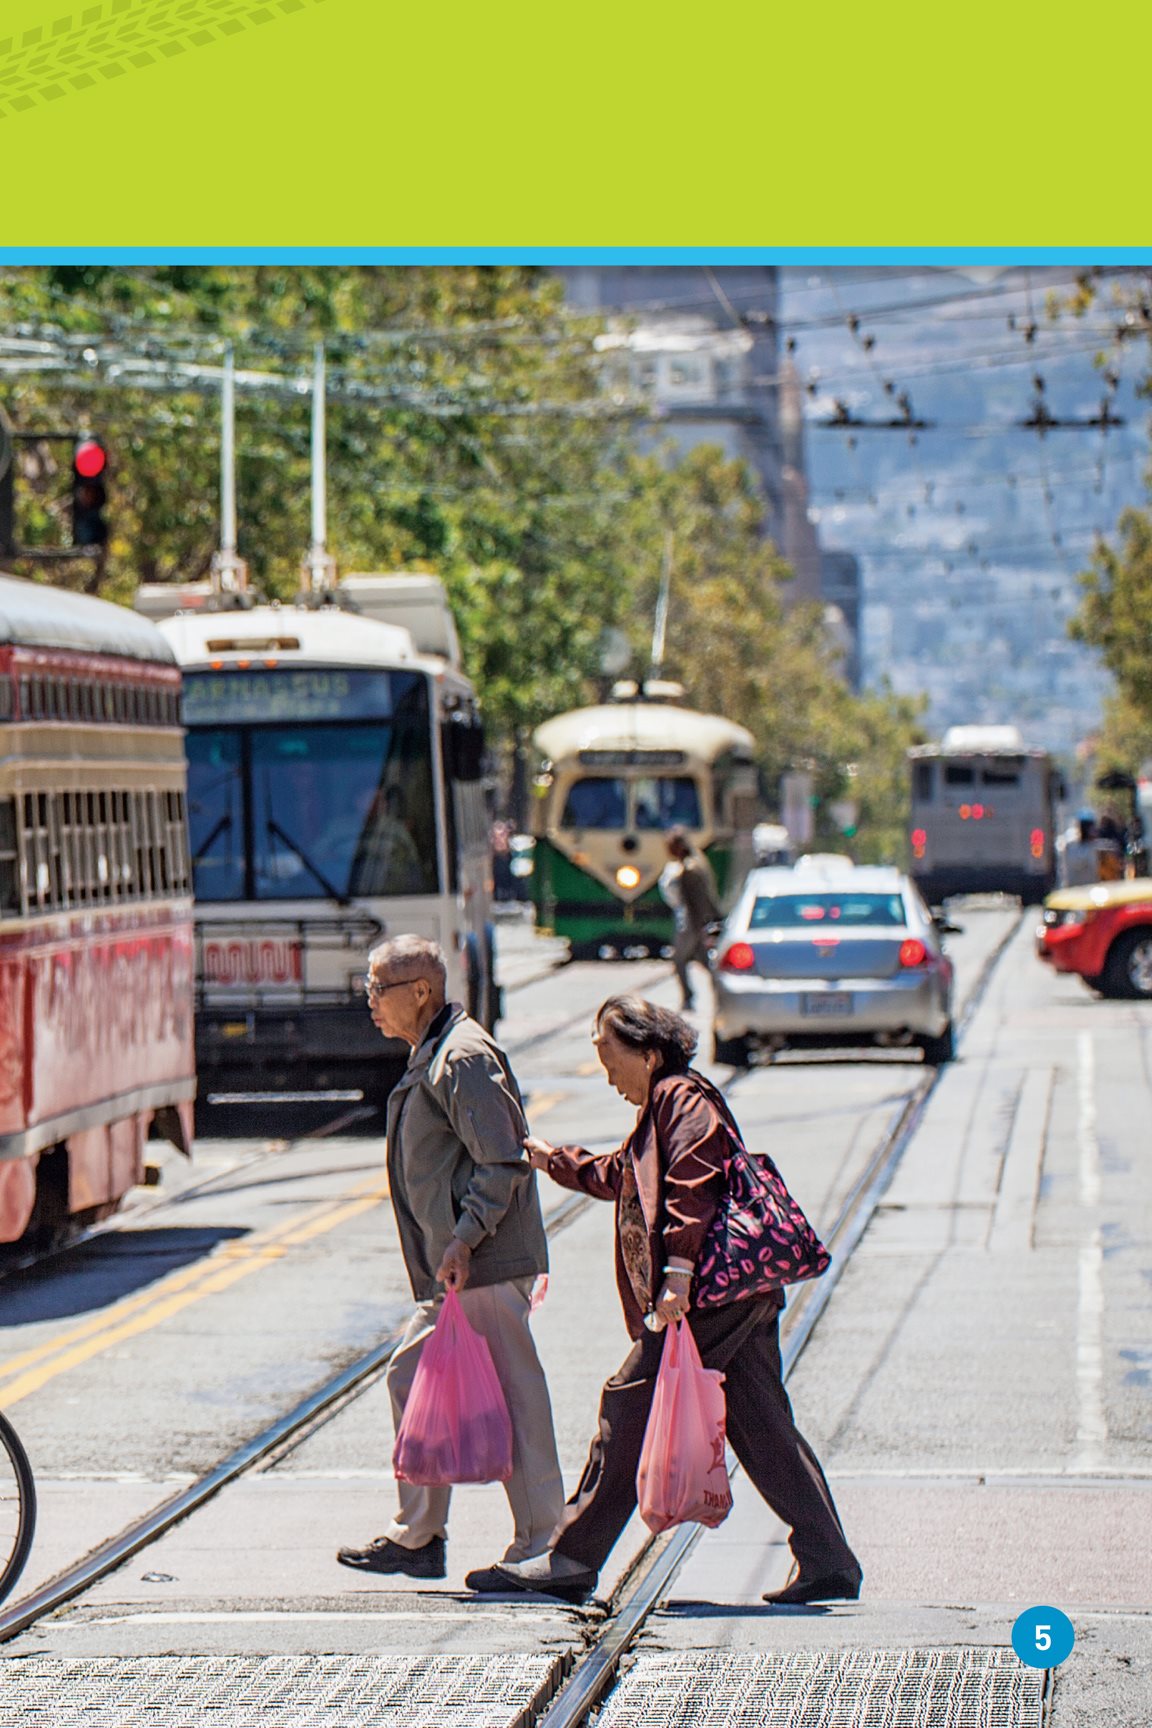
636, 1321, 733, 1533
392, 1289, 514, 1485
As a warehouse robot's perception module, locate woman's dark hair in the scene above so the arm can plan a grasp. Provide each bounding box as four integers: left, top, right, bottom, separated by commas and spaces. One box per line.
596, 995, 697, 1073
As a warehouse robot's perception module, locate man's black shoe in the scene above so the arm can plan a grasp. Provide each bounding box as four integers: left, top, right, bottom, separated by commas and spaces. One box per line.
336, 1535, 446, 1578
762, 1567, 861, 1606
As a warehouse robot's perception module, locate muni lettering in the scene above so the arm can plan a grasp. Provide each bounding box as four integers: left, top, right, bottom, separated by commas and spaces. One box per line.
204, 939, 303, 987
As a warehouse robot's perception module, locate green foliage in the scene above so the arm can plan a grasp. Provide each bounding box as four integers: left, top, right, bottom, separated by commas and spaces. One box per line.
1071, 508, 1152, 725
608, 444, 924, 862
0, 264, 632, 737
0, 267, 921, 852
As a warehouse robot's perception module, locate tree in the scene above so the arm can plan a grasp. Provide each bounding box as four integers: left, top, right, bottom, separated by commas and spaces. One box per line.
606, 444, 924, 862
1070, 510, 1152, 730
0, 263, 635, 734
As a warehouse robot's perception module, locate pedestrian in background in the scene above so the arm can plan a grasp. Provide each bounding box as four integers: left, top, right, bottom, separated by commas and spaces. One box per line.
660, 829, 720, 1011
337, 934, 563, 1584
472, 994, 861, 1608
1060, 812, 1099, 888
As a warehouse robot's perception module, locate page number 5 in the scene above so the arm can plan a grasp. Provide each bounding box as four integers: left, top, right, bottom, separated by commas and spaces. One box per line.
1013, 1606, 1074, 1669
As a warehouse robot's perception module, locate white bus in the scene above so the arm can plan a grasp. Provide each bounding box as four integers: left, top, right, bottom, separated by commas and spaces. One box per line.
908, 724, 1063, 906
145, 576, 495, 1116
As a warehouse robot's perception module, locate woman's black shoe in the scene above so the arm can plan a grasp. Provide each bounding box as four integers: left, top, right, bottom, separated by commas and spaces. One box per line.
762, 1567, 861, 1606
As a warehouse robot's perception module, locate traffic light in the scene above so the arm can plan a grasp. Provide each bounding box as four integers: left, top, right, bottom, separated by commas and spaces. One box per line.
0, 407, 12, 558
72, 440, 108, 547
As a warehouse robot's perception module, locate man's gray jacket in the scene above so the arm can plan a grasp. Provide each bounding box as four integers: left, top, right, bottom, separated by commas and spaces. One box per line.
385, 1004, 549, 1301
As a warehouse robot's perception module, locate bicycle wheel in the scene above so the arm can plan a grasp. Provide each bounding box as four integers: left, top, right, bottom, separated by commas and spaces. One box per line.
0, 1411, 36, 1604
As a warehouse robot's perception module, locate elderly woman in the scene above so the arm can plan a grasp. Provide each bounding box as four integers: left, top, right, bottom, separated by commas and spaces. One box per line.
481, 994, 861, 1608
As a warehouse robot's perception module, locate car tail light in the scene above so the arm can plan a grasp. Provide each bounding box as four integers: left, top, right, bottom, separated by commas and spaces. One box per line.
719, 942, 756, 972
911, 827, 926, 861
899, 937, 928, 968
1030, 827, 1045, 859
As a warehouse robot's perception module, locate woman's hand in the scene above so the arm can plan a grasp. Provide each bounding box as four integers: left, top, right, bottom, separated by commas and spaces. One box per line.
653, 1264, 693, 1326
525, 1135, 555, 1172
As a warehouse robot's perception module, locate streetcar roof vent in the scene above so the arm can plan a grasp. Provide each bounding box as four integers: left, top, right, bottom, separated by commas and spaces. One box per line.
610, 679, 686, 704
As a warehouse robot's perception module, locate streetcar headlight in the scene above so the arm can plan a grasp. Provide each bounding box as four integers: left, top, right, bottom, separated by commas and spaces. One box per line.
615, 865, 641, 890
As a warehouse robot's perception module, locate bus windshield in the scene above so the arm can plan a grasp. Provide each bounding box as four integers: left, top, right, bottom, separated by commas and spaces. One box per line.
185, 671, 437, 902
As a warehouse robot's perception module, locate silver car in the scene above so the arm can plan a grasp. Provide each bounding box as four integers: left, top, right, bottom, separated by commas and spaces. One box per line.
711, 860, 956, 1067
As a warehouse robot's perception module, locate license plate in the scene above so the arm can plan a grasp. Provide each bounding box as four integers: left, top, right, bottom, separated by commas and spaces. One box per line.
801, 991, 853, 1016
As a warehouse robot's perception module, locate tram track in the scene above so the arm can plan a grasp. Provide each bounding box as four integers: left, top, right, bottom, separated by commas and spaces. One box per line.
0, 1186, 597, 1644
531, 905, 1027, 1728
0, 909, 1024, 1705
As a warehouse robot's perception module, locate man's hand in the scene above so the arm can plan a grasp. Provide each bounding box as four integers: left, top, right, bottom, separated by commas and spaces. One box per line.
436, 1238, 473, 1291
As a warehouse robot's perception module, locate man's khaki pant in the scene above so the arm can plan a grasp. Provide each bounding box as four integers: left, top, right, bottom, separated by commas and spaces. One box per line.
385, 1277, 564, 1561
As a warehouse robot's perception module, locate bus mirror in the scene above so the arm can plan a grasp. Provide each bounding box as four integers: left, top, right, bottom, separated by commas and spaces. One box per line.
448, 717, 485, 782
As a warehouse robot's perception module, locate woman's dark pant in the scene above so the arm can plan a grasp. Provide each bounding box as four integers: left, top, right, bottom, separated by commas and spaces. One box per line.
551, 1293, 859, 1580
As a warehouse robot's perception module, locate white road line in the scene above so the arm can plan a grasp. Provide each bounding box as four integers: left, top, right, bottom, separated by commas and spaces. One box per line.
1074, 1031, 1107, 1472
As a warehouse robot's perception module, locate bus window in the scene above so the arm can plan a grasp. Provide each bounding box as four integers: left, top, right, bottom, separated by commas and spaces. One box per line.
561, 778, 628, 829
632, 777, 701, 830
944, 764, 974, 786
982, 763, 1022, 786
912, 761, 934, 801
186, 730, 245, 901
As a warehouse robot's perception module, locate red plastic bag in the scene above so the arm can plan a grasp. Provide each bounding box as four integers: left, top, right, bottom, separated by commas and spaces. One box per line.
392, 1289, 514, 1485
636, 1321, 733, 1533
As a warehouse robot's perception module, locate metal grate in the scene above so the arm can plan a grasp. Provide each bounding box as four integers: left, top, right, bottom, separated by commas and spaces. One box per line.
594, 1649, 1045, 1728
0, 1654, 559, 1728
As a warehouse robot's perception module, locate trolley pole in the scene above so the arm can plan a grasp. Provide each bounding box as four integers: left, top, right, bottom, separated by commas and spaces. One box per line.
303, 344, 336, 594
647, 529, 674, 688
210, 345, 249, 595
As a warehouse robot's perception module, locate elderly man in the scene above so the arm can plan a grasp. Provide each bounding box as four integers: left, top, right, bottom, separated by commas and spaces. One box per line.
337, 934, 563, 1586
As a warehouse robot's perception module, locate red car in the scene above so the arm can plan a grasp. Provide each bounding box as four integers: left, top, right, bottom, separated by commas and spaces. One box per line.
1037, 879, 1152, 999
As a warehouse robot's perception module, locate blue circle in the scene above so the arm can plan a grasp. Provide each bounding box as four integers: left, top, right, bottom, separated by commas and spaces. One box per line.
1012, 1606, 1074, 1668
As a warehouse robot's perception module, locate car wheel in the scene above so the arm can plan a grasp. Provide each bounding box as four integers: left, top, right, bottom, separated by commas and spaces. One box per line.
1101, 929, 1152, 999
713, 1032, 751, 1068
918, 1020, 955, 1064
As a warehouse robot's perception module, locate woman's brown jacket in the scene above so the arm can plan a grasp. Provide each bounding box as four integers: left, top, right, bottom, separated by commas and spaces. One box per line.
543, 1069, 731, 1338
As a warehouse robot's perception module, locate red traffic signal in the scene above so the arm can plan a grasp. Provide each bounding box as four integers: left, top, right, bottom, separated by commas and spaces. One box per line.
74, 440, 107, 480
72, 440, 109, 547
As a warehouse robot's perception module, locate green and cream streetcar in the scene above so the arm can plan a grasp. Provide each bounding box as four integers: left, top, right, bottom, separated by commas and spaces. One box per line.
530, 686, 758, 957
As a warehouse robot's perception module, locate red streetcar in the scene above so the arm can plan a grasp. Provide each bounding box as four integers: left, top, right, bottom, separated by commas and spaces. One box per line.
0, 574, 195, 1244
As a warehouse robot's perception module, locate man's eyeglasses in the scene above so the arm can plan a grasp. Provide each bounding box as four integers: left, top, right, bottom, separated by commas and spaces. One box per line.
365, 977, 415, 1003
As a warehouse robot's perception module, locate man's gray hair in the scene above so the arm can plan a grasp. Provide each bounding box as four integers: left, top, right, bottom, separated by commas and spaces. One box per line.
368, 933, 447, 997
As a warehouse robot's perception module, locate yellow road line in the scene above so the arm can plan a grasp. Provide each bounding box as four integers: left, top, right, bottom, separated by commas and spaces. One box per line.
0, 1173, 389, 1393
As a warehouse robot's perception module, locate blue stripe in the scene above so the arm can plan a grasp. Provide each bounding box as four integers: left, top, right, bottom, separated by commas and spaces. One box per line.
1, 248, 1150, 266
